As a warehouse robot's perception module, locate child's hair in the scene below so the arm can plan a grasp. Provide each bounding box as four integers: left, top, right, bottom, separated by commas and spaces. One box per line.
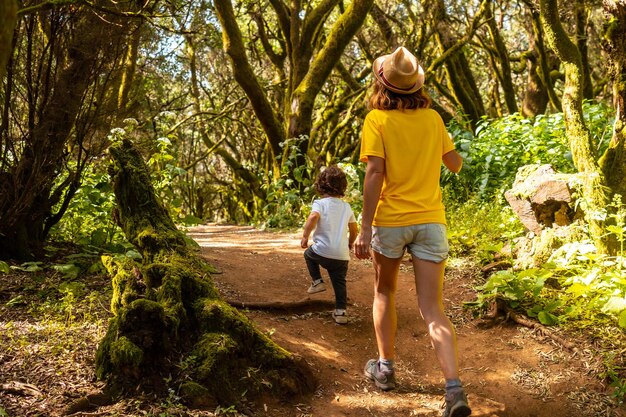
315, 165, 348, 197
368, 79, 432, 111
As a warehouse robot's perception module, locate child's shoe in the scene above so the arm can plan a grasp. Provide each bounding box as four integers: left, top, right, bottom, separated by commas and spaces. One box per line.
307, 280, 326, 294
332, 309, 348, 324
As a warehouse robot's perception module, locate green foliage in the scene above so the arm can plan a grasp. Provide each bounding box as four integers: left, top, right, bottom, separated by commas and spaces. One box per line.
445, 195, 524, 262
50, 162, 125, 251
443, 102, 614, 199
260, 137, 314, 228
259, 136, 364, 228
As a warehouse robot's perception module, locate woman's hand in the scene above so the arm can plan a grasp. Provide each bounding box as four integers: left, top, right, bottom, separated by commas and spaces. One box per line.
354, 227, 372, 259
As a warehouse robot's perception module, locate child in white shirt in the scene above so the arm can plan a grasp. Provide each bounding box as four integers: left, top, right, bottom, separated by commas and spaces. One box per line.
301, 165, 358, 324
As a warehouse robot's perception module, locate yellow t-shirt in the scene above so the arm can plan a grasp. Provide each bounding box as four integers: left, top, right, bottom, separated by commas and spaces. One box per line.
359, 108, 455, 226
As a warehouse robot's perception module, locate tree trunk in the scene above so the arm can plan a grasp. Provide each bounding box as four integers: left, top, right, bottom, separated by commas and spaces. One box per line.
96, 139, 315, 405
485, 0, 518, 114
214, 0, 373, 172
214, 0, 286, 166
522, 50, 550, 116
575, 0, 594, 100
599, 1, 626, 199
0, 0, 17, 81
433, 0, 486, 127
0, 7, 123, 260
540, 0, 611, 253
524, 0, 562, 112
287, 0, 374, 156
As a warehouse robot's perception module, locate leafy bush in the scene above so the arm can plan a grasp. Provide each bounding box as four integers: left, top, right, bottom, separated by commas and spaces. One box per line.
443, 101, 614, 200
50, 163, 125, 251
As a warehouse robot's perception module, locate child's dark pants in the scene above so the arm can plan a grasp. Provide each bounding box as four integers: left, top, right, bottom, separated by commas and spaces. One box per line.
304, 247, 348, 310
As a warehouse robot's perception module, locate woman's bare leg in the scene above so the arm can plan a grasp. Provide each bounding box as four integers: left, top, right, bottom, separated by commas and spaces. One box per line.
372, 251, 402, 360
412, 257, 459, 380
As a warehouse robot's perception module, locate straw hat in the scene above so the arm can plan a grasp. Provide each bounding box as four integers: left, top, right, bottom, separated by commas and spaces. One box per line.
372, 46, 425, 94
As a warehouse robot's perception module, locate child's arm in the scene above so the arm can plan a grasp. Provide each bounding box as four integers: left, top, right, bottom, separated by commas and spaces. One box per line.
348, 222, 358, 251
301, 211, 320, 248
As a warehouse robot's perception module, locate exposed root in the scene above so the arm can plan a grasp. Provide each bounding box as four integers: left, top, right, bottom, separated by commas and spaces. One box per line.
225, 297, 337, 311
0, 381, 41, 397
506, 308, 577, 351
63, 391, 115, 415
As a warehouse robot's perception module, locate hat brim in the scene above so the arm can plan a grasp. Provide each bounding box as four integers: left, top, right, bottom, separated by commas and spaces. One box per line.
372, 55, 425, 95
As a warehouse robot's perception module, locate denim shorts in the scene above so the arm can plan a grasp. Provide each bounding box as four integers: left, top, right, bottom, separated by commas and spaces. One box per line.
371, 223, 449, 262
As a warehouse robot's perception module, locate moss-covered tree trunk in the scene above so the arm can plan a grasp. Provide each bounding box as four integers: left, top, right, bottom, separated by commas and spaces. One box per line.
433, 0, 487, 128
599, 1, 626, 200
213, 0, 374, 172
539, 0, 611, 253
96, 139, 315, 405
523, 0, 562, 113
485, 0, 518, 115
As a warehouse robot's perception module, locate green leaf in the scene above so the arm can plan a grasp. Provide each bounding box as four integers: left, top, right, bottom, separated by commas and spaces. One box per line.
619, 310, 626, 329
90, 229, 108, 247
538, 311, 559, 326
52, 263, 81, 280
12, 261, 43, 272
601, 297, 626, 314
6, 295, 26, 307
125, 249, 142, 260
0, 261, 9, 273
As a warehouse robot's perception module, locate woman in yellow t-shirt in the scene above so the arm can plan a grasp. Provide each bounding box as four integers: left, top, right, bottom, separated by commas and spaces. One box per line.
354, 46, 470, 417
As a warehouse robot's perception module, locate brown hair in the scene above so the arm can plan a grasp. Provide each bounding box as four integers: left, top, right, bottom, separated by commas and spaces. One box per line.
314, 165, 348, 197
368, 79, 432, 111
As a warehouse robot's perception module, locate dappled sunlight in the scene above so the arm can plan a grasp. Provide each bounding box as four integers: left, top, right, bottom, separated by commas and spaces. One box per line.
278, 332, 342, 361
187, 225, 304, 255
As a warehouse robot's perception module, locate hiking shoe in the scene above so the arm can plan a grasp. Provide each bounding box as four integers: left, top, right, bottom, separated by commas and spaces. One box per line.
442, 388, 471, 417
307, 281, 326, 294
364, 359, 396, 391
332, 310, 348, 324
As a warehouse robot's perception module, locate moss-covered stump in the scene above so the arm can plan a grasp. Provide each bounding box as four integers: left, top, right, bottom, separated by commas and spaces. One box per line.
96, 139, 315, 407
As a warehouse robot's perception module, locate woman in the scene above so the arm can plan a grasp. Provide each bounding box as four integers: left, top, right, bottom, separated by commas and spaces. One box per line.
354, 46, 470, 417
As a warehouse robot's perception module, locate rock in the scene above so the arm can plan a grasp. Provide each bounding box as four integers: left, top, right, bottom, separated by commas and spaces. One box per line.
504, 164, 575, 234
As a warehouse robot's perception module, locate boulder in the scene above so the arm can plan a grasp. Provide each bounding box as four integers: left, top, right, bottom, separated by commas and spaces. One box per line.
504, 164, 576, 234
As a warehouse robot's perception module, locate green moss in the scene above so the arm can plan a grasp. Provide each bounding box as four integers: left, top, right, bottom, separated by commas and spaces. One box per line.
102, 255, 142, 315
95, 316, 120, 380
179, 381, 215, 408
110, 336, 144, 369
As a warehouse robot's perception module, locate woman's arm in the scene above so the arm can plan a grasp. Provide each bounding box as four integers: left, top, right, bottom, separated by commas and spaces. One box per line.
354, 156, 385, 259
443, 150, 463, 173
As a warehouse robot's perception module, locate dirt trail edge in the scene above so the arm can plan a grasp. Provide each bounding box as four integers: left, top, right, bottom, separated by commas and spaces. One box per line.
190, 225, 622, 417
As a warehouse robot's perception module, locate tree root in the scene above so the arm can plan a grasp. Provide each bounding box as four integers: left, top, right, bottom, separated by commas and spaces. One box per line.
505, 308, 577, 351
63, 391, 115, 415
482, 299, 577, 351
224, 297, 337, 311
0, 381, 41, 397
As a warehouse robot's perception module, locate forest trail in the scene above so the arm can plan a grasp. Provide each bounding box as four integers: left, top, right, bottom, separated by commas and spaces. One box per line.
190, 224, 622, 417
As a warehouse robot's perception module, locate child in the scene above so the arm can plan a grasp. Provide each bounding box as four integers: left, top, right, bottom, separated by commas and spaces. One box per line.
300, 165, 358, 324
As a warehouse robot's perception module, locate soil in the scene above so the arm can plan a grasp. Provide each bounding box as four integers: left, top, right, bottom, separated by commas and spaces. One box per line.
0, 224, 624, 417
190, 225, 623, 417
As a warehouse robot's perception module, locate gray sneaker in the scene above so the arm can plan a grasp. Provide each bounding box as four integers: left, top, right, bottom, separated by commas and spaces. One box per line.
364, 359, 396, 391
332, 310, 348, 324
307, 281, 326, 294
442, 388, 471, 417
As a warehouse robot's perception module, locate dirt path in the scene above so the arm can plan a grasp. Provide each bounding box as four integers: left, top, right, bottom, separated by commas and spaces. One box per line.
190, 224, 622, 417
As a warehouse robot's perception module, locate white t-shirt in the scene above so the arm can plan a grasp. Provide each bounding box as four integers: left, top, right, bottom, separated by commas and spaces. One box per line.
311, 197, 356, 261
